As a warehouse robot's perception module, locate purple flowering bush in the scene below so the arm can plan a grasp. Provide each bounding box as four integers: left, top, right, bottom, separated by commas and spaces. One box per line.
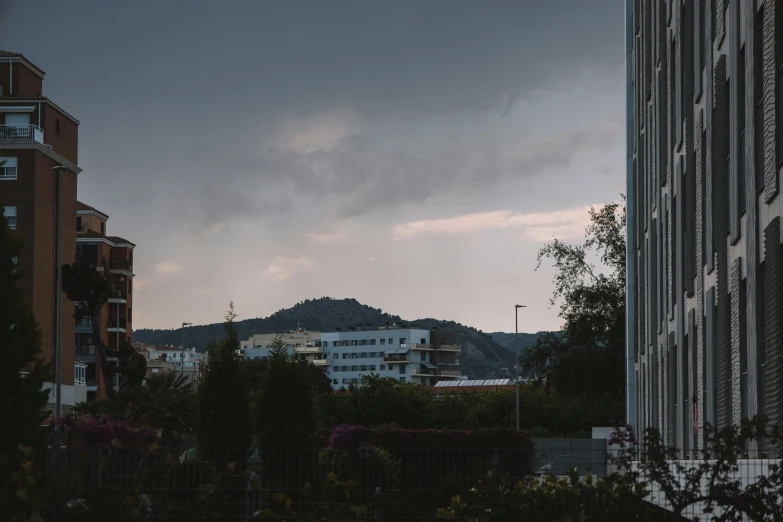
59, 415, 158, 448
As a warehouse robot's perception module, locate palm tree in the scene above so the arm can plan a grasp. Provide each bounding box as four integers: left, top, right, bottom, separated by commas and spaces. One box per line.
132, 371, 196, 446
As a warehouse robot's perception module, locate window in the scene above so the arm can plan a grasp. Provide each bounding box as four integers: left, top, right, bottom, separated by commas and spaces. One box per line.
351, 366, 358, 372
333, 353, 338, 359
421, 338, 426, 345
351, 340, 357, 346
738, 47, 746, 218
388, 338, 393, 345
351, 353, 357, 359
3, 206, 17, 229
399, 364, 406, 374
370, 365, 376, 371
323, 341, 328, 348
100, 222, 105, 235
0, 157, 17, 180
360, 339, 367, 345
755, 7, 764, 193
399, 338, 405, 345
360, 365, 367, 371
380, 364, 386, 371
370, 339, 376, 345
380, 338, 385, 345
56, 118, 60, 134
399, 377, 406, 383
333, 379, 338, 385
777, 1, 783, 168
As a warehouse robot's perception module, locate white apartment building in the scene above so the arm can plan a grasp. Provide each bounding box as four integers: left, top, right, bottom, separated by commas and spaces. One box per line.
133, 343, 206, 384
243, 326, 461, 390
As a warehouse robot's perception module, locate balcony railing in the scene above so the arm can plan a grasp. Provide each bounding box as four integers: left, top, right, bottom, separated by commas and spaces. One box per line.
108, 318, 127, 330
412, 343, 460, 352
295, 346, 323, 354
411, 368, 462, 378
384, 355, 411, 363
108, 289, 128, 301
76, 345, 96, 357
0, 124, 44, 143
312, 359, 331, 366
110, 258, 132, 271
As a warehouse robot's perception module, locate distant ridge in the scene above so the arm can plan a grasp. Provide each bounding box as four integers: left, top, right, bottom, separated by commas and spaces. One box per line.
133, 297, 558, 378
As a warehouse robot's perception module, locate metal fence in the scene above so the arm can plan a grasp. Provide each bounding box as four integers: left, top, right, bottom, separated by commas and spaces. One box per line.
7, 441, 747, 521
531, 436, 608, 476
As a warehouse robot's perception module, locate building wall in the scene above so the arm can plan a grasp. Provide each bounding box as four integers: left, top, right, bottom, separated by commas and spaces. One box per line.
628, 0, 783, 454
242, 328, 462, 390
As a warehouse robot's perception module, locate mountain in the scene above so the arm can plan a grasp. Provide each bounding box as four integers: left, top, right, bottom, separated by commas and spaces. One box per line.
489, 331, 564, 353
133, 297, 548, 378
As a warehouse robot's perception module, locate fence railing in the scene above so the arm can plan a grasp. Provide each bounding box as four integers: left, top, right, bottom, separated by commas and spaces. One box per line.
0, 124, 44, 142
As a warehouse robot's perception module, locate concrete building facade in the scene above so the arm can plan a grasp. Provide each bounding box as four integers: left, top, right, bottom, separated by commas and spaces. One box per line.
627, 0, 783, 454
243, 326, 462, 390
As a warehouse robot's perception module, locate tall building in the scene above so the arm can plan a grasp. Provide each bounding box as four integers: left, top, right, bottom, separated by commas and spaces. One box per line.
0, 50, 84, 409
76, 202, 136, 400
243, 325, 462, 389
626, 1, 783, 454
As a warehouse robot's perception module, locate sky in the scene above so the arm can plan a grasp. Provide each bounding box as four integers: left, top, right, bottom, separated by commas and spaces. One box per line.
0, 0, 626, 334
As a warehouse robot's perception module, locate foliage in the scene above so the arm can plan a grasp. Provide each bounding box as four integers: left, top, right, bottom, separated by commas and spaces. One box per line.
252, 355, 318, 448
196, 304, 251, 453
327, 424, 533, 451
59, 416, 158, 448
131, 371, 196, 445
627, 417, 783, 521
72, 397, 127, 419
0, 208, 52, 450
315, 377, 623, 436
0, 208, 52, 520
524, 201, 626, 399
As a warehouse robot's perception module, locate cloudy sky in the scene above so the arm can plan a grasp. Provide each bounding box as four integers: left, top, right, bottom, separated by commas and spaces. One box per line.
0, 1, 625, 333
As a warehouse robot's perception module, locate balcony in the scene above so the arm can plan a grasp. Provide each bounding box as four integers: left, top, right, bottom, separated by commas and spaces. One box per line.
411, 343, 460, 352
383, 354, 411, 363
0, 124, 44, 144
295, 346, 323, 354
411, 368, 462, 378
110, 258, 133, 272
108, 289, 128, 303
108, 318, 127, 333
312, 359, 331, 367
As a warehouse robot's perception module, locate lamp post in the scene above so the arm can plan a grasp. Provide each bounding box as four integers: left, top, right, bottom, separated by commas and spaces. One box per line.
52, 165, 66, 448
181, 322, 192, 373
515, 304, 526, 431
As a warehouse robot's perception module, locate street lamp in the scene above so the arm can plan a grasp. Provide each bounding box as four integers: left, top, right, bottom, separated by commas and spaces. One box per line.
515, 305, 527, 431
52, 165, 66, 449
181, 322, 192, 373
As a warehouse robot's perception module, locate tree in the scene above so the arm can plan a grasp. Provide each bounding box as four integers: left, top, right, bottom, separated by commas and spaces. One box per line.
197, 303, 251, 453
61, 255, 119, 398
268, 335, 289, 361
132, 371, 195, 446
522, 202, 626, 399
253, 356, 317, 447
0, 206, 52, 456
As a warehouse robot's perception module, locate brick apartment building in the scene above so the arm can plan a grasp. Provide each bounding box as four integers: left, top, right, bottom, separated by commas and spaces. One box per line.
0, 50, 83, 408
1, 49, 137, 405
76, 202, 136, 400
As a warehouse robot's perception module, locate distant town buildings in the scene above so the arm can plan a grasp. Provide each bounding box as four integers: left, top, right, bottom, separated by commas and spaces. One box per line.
133, 342, 206, 384
243, 325, 462, 389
